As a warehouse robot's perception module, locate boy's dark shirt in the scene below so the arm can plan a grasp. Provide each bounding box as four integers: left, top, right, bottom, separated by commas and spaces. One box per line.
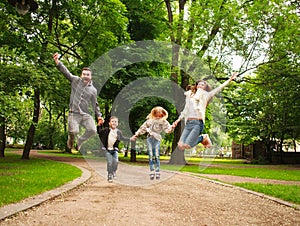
97, 125, 130, 150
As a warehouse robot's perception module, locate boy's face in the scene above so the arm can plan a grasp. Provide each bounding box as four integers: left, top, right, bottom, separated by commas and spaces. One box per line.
109, 118, 118, 129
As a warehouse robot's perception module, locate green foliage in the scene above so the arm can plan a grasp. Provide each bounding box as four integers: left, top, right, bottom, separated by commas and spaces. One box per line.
227, 58, 300, 148
121, 0, 168, 41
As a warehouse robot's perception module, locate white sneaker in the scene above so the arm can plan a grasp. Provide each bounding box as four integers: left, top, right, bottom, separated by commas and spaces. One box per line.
156, 172, 160, 180
150, 172, 155, 180
108, 174, 113, 183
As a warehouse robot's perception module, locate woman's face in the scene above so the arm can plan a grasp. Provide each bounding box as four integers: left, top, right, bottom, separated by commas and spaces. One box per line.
196, 81, 207, 90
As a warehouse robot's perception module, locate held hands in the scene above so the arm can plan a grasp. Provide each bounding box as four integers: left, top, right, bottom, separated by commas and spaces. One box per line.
172, 119, 181, 128
130, 135, 138, 141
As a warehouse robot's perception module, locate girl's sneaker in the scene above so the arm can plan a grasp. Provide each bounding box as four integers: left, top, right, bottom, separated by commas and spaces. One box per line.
155, 172, 160, 180
150, 172, 155, 180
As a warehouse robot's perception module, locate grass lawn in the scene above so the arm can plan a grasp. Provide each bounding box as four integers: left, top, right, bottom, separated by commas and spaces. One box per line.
0, 152, 82, 207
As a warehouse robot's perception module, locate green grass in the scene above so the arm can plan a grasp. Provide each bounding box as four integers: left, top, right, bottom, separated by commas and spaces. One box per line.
0, 153, 82, 207
120, 155, 300, 181
233, 183, 300, 205
177, 164, 300, 181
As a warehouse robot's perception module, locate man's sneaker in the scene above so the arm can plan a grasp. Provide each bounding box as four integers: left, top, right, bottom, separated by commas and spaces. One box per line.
150, 172, 155, 180
113, 172, 117, 179
75, 141, 82, 151
108, 174, 113, 183
201, 134, 212, 148
156, 172, 160, 180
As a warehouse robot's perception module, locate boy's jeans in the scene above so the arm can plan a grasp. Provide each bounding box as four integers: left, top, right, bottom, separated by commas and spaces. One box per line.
146, 137, 161, 172
179, 120, 204, 148
106, 149, 118, 176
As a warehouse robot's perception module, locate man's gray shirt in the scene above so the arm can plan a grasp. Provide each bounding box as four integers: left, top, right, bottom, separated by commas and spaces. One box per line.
56, 62, 102, 118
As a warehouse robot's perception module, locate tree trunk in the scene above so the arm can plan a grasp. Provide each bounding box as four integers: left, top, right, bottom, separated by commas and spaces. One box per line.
130, 140, 136, 162
63, 107, 71, 153
169, 147, 186, 165
0, 116, 5, 158
22, 89, 40, 159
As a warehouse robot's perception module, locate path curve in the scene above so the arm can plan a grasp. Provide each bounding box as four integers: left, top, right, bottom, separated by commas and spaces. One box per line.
1, 151, 300, 226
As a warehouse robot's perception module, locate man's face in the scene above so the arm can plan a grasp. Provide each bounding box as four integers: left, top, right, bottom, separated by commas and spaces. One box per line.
109, 118, 119, 129
81, 70, 92, 82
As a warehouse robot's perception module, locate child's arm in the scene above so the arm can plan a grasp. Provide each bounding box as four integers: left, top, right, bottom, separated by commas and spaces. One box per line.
97, 125, 104, 136
133, 120, 149, 137
118, 129, 131, 142
164, 120, 174, 133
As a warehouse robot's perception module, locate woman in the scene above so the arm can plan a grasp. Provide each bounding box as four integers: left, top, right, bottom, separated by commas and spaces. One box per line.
173, 73, 237, 150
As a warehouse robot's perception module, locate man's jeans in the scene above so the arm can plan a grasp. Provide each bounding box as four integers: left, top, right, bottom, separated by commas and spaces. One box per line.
179, 120, 204, 148
147, 137, 161, 172
106, 150, 118, 176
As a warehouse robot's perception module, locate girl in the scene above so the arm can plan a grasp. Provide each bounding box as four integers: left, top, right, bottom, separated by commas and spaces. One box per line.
131, 106, 174, 180
173, 73, 237, 150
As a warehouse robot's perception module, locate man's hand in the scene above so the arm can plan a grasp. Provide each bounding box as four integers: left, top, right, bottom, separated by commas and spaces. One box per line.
52, 52, 60, 65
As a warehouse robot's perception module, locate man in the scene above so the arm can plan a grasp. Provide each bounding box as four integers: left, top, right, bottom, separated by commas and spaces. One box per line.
52, 52, 104, 151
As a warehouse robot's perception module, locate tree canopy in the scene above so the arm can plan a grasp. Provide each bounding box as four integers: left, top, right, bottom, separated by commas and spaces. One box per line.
0, 0, 299, 162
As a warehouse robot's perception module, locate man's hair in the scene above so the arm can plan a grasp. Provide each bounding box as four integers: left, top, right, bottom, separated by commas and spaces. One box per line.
82, 67, 92, 75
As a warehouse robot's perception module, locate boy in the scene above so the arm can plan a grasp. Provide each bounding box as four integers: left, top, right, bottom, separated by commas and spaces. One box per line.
97, 116, 131, 182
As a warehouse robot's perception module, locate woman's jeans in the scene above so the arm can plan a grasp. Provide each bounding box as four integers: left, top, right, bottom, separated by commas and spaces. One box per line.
106, 149, 118, 176
147, 137, 161, 172
179, 120, 204, 148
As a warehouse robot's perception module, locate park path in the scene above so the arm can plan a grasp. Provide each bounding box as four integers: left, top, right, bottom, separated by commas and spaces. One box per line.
1, 150, 300, 226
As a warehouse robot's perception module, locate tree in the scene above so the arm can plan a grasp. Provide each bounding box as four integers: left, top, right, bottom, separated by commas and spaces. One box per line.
162, 0, 300, 164
1, 0, 130, 158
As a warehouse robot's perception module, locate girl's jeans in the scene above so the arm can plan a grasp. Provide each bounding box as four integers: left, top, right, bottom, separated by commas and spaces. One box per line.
146, 137, 161, 172
106, 149, 118, 176
179, 120, 204, 148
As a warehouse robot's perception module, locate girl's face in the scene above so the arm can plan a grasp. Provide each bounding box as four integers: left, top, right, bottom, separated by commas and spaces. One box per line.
196, 81, 207, 90
154, 111, 164, 119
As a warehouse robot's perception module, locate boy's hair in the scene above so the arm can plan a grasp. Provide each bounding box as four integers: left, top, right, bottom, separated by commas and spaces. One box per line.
147, 106, 168, 120
109, 116, 118, 122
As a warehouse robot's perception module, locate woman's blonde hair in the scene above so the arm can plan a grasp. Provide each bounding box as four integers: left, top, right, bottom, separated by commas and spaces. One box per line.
146, 106, 168, 120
